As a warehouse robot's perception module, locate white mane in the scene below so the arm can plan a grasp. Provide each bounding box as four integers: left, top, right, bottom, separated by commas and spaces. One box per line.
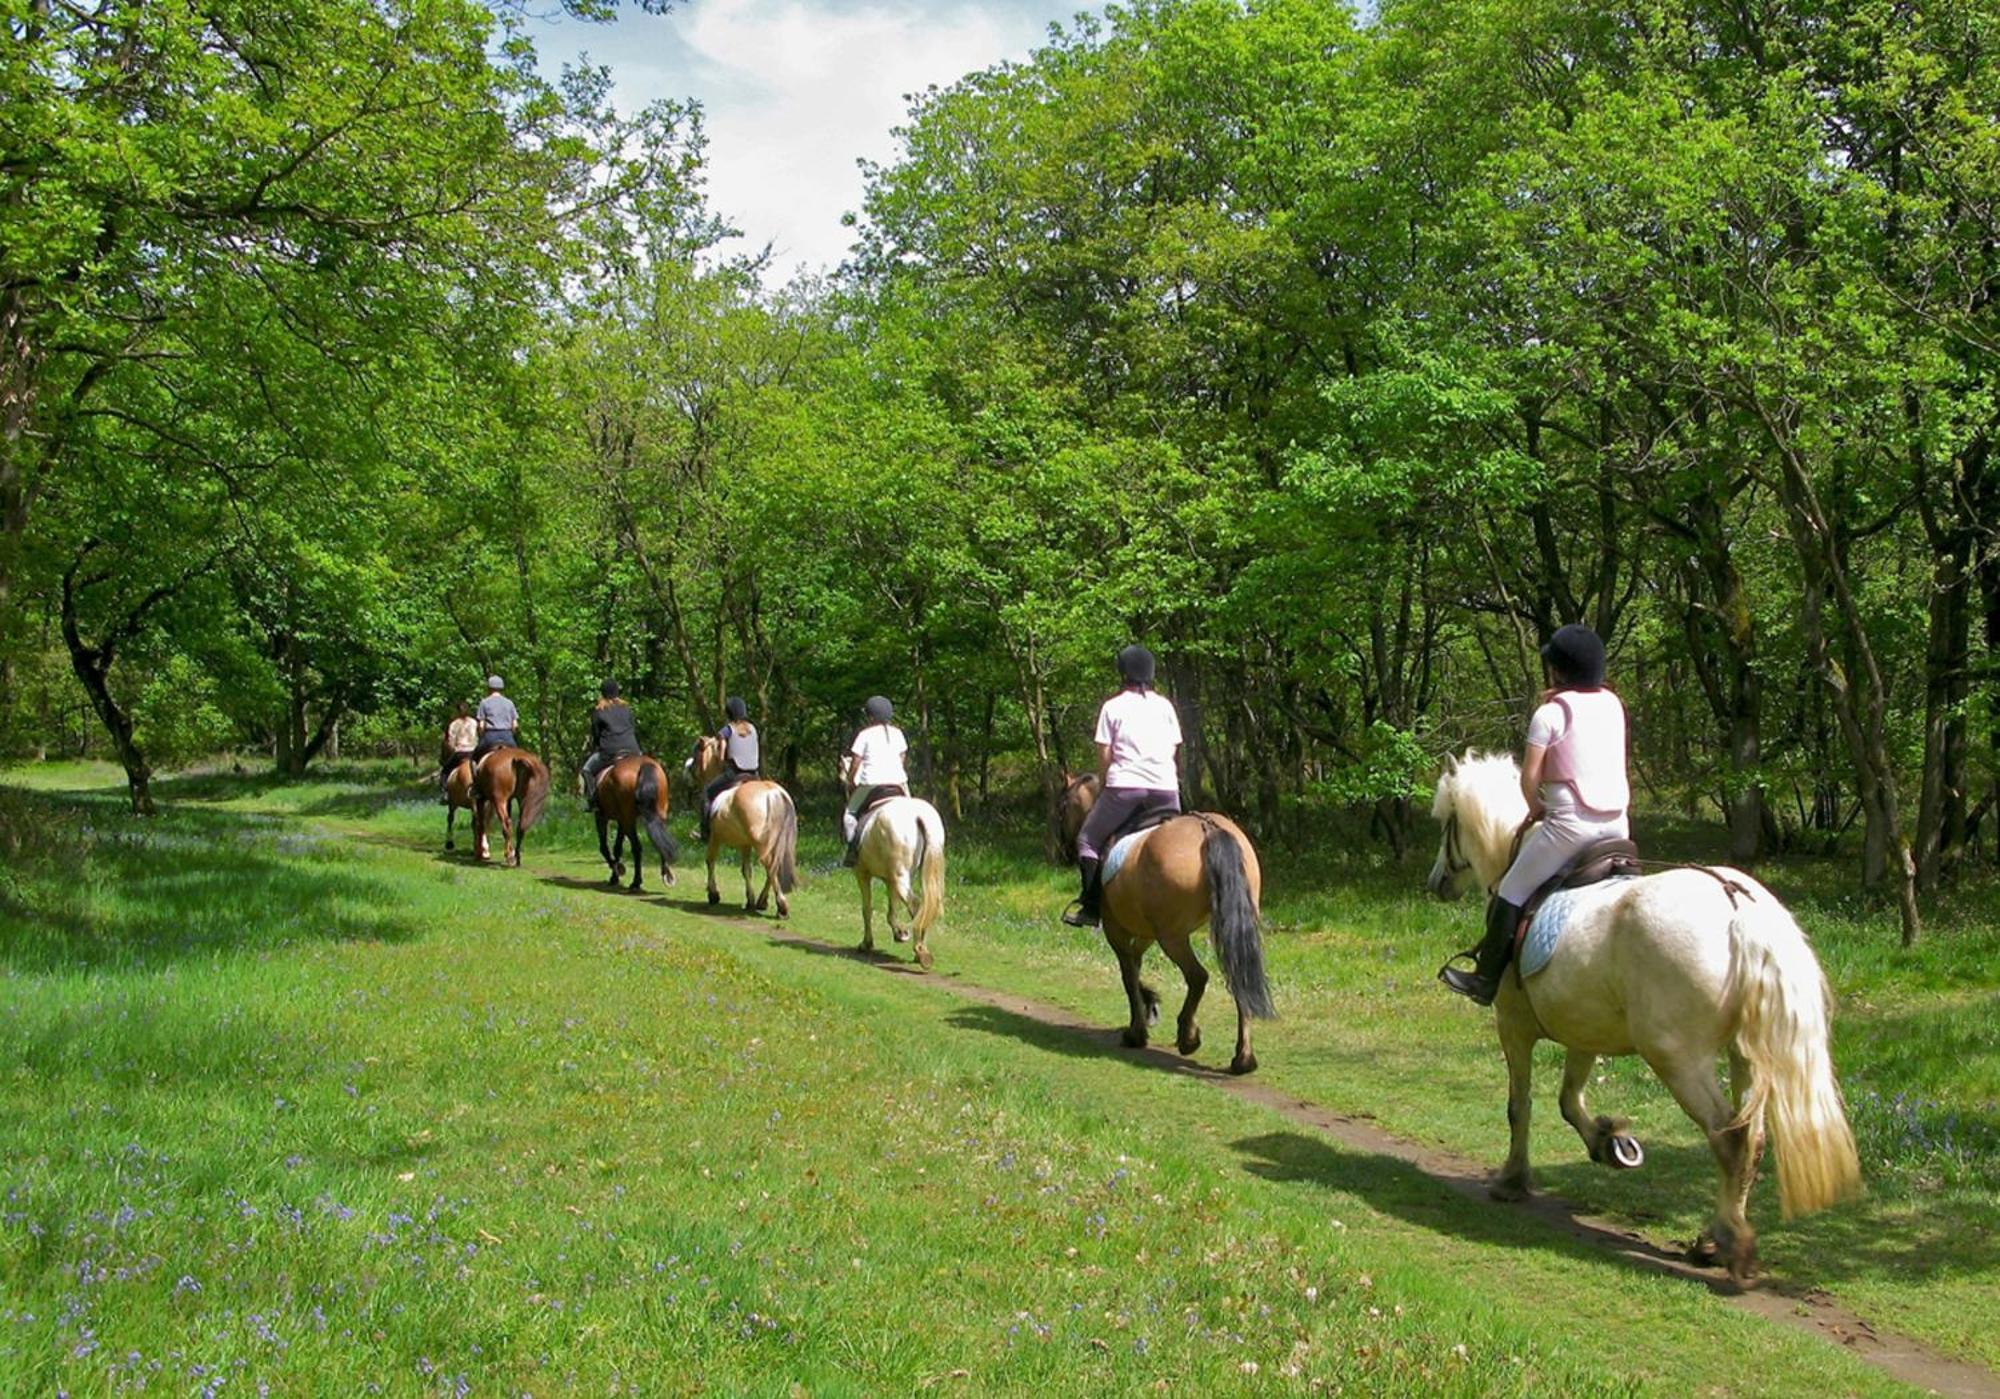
1435, 750, 1528, 871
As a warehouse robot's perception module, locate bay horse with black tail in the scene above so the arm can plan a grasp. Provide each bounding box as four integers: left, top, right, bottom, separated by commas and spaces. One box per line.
687, 735, 798, 917
471, 746, 550, 867
590, 755, 679, 891
1056, 777, 1273, 1074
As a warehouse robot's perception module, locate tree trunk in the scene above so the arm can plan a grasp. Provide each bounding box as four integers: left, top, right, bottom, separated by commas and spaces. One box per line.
59, 557, 155, 816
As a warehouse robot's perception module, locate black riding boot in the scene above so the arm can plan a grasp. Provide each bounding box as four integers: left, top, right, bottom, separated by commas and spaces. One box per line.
1061, 856, 1103, 928
1439, 895, 1522, 1005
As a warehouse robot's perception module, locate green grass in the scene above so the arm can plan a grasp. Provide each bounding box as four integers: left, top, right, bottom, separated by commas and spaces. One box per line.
0, 759, 1991, 1395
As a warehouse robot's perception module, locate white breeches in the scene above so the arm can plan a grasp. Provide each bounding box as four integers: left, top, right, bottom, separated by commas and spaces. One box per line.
1497, 803, 1630, 904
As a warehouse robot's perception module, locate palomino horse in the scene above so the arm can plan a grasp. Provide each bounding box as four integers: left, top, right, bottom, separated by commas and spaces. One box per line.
1057, 778, 1274, 1075
589, 755, 679, 891
687, 735, 798, 917
841, 757, 945, 969
443, 757, 477, 850
1427, 752, 1861, 1279
469, 746, 550, 868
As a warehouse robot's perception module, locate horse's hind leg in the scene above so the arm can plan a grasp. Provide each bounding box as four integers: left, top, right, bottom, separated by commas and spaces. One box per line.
1156, 930, 1210, 1060
1491, 1002, 1538, 1201
1652, 1054, 1758, 1281
445, 805, 457, 851
1559, 1050, 1643, 1169
857, 873, 876, 951
705, 837, 722, 906
889, 865, 913, 943
626, 823, 644, 891
740, 846, 757, 911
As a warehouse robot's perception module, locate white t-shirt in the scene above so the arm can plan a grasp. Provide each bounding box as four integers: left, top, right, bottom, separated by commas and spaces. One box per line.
1527, 688, 1628, 815
849, 723, 909, 786
1095, 689, 1182, 791
446, 717, 478, 752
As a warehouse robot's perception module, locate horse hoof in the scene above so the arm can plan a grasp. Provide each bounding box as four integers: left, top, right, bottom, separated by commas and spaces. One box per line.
893, 928, 911, 943
1228, 1053, 1257, 1076
663, 871, 677, 887
1121, 1027, 1147, 1049
1177, 1028, 1202, 1057
1608, 1134, 1644, 1169
915, 946, 933, 970
1488, 1178, 1528, 1203
775, 901, 788, 919
1688, 1233, 1722, 1267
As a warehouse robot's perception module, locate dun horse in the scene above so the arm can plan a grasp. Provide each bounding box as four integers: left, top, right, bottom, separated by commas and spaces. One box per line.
687, 735, 798, 917
842, 759, 945, 969
1428, 752, 1861, 1279
468, 745, 550, 867
589, 755, 679, 891
1058, 775, 1274, 1075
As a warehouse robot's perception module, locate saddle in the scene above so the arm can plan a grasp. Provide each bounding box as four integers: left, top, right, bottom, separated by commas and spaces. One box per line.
854, 783, 907, 818
1100, 805, 1186, 889
1511, 837, 1642, 961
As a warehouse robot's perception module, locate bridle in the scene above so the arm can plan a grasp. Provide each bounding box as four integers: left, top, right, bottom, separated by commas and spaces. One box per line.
1438, 811, 1475, 879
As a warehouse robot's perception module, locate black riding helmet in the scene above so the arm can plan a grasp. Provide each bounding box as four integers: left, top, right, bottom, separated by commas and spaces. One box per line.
724, 695, 748, 722
1541, 623, 1607, 689
1116, 644, 1156, 689
864, 695, 894, 724
601, 679, 621, 699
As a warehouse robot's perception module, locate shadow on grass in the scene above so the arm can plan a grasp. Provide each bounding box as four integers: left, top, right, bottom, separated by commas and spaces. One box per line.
0, 786, 424, 974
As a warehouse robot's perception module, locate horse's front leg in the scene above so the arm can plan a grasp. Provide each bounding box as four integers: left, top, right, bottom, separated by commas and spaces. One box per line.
705, 835, 722, 906
626, 823, 644, 891
1559, 1048, 1643, 1169
445, 804, 457, 851
1156, 930, 1210, 1061
1492, 997, 1539, 1201
857, 873, 875, 951
1106, 925, 1149, 1049
598, 813, 618, 883
739, 847, 756, 911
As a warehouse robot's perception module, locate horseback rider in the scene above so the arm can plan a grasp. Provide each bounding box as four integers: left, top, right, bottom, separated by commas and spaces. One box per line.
1440, 622, 1631, 1004
841, 695, 909, 867
439, 700, 477, 803
1062, 645, 1183, 928
698, 696, 761, 841
580, 680, 642, 810
472, 675, 520, 763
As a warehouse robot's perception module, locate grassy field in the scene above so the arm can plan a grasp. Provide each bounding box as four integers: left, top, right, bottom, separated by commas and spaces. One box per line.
0, 759, 1993, 1395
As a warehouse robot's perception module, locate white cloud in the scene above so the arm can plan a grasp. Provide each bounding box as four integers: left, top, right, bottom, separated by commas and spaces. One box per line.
529, 1, 1092, 279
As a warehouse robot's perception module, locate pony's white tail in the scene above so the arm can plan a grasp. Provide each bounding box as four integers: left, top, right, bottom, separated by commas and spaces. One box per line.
912, 806, 945, 939
1730, 897, 1862, 1217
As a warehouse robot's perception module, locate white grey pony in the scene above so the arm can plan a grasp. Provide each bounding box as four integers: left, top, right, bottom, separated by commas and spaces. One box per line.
1428, 752, 1861, 1279
841, 757, 946, 970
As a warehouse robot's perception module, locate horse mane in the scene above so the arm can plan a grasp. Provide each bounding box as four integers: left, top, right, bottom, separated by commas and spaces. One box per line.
1436, 750, 1527, 862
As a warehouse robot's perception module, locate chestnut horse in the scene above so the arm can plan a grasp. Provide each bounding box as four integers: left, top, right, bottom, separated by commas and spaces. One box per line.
687, 735, 798, 917
470, 746, 550, 867
1056, 777, 1273, 1074
590, 755, 679, 891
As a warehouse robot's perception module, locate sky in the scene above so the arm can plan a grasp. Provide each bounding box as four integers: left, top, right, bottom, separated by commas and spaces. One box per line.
522, 0, 1106, 280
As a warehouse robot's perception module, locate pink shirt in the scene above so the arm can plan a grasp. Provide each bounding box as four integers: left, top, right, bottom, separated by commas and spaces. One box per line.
1095, 689, 1182, 790
1529, 689, 1629, 815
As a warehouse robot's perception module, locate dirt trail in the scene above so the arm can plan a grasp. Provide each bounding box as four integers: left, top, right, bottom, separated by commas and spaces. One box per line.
381, 824, 1997, 1398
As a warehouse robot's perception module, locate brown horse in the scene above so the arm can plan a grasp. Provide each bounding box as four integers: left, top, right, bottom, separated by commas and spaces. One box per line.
687, 735, 798, 916
1057, 777, 1274, 1075
471, 746, 550, 867
589, 755, 679, 891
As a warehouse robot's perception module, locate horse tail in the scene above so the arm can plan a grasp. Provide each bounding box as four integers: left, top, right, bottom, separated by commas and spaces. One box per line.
769, 789, 798, 894
1729, 894, 1861, 1218
913, 804, 946, 939
636, 760, 679, 866
515, 755, 551, 834
1202, 822, 1274, 1020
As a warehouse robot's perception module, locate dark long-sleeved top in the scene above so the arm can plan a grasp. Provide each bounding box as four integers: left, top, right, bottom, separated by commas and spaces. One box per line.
590, 700, 641, 758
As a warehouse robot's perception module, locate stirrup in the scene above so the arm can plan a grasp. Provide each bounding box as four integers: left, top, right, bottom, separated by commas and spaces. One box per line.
1060, 900, 1099, 928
